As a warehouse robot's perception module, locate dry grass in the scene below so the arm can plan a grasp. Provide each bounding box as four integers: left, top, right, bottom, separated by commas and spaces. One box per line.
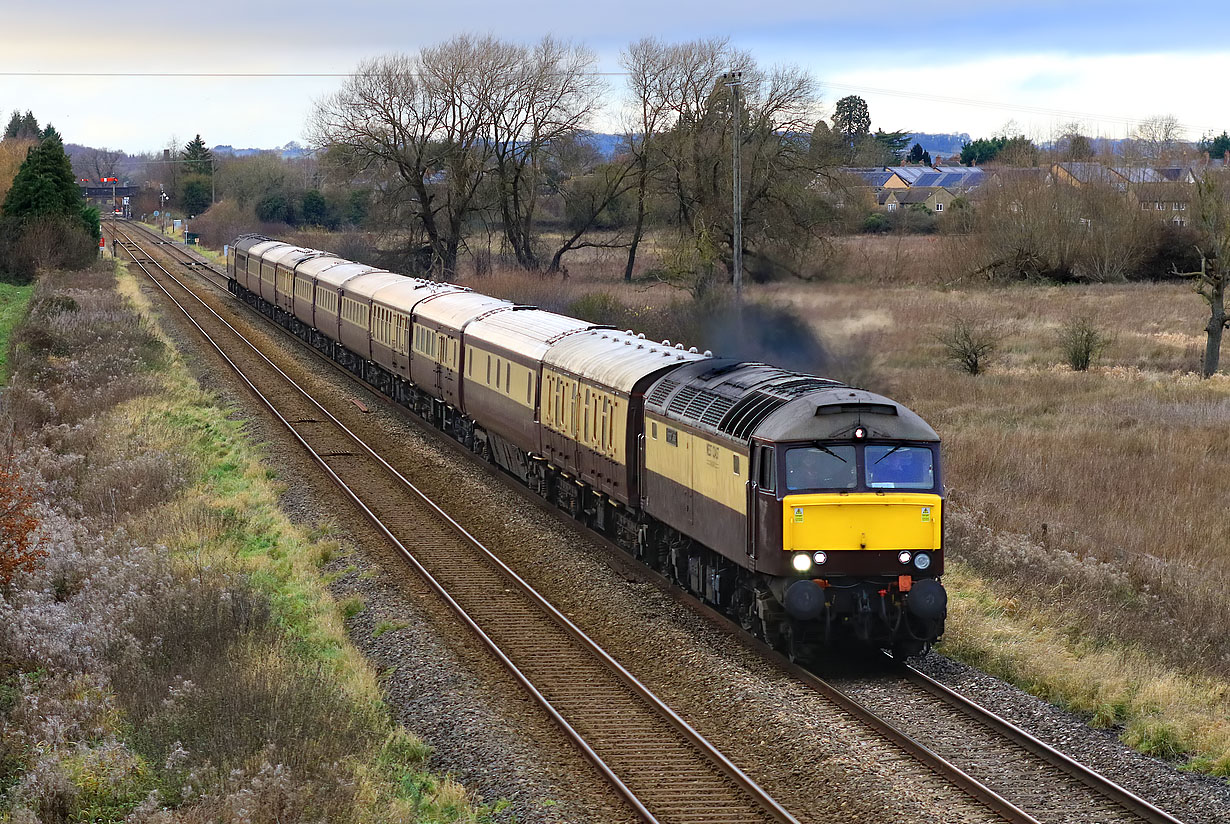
0, 261, 489, 821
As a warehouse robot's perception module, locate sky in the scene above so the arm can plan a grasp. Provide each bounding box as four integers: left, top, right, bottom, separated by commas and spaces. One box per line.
3, 1, 1230, 155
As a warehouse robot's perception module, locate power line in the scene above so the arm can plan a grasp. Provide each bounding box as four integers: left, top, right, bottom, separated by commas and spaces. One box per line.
3, 71, 1217, 137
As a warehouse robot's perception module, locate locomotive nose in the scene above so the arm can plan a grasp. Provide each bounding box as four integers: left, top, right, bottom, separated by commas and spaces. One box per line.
905, 578, 947, 621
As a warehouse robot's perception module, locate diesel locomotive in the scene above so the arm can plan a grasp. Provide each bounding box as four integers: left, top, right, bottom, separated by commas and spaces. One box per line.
228, 235, 947, 659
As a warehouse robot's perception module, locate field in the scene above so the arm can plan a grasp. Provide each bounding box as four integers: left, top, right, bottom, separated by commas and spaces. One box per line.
459, 239, 1230, 774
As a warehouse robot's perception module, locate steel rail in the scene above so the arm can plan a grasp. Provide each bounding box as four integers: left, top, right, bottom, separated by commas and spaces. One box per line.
899, 661, 1187, 824
107, 222, 800, 824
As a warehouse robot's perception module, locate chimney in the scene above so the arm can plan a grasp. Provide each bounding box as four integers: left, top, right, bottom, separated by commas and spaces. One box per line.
163, 148, 171, 161
934, 155, 943, 167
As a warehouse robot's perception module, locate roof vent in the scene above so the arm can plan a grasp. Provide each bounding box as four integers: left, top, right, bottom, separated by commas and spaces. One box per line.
689, 346, 698, 353
662, 340, 671, 346
625, 329, 634, 335
638, 333, 646, 339
703, 350, 713, 358
675, 343, 684, 350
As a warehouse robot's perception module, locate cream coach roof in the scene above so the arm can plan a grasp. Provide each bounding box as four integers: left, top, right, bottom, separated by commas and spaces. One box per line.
371, 279, 460, 315
311, 262, 384, 290
342, 272, 408, 299
247, 239, 292, 262
414, 291, 513, 331
264, 244, 320, 270
466, 308, 594, 360
544, 330, 706, 394
292, 255, 350, 281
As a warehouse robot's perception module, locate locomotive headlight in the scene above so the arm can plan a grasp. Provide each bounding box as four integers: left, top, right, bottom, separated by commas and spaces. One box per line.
813, 551, 827, 565
792, 553, 813, 572
897, 551, 912, 564
913, 552, 932, 570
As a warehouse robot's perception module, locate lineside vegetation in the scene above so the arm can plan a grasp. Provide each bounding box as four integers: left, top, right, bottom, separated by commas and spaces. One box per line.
0, 261, 490, 821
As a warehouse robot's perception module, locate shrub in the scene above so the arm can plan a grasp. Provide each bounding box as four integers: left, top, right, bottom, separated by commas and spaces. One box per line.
1060, 316, 1112, 371
937, 315, 1002, 375
0, 457, 42, 589
861, 213, 890, 234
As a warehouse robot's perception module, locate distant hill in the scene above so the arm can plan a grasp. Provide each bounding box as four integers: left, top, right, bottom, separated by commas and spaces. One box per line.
212, 141, 312, 159
907, 132, 972, 160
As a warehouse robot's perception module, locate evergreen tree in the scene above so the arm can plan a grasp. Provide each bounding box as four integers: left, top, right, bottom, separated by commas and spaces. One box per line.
18, 111, 39, 140
872, 129, 911, 164
180, 174, 212, 215
923, 150, 933, 166
3, 111, 21, 140
1199, 131, 1230, 160
181, 134, 213, 176
2, 132, 100, 242
832, 95, 871, 140
907, 142, 926, 164
39, 124, 61, 143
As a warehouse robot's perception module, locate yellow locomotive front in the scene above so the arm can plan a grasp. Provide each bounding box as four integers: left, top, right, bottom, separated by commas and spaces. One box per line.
751, 405, 947, 657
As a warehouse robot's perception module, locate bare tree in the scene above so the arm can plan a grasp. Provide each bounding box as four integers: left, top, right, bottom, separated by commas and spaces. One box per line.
311, 39, 500, 277
486, 36, 605, 270
1129, 114, 1184, 163
73, 147, 124, 183
620, 37, 676, 281
1174, 176, 1229, 377
652, 43, 825, 281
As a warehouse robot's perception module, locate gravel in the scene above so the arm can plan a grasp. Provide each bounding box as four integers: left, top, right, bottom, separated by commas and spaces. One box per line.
914, 654, 1230, 824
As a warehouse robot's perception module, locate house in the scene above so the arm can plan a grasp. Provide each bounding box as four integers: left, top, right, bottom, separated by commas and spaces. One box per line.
883, 186, 956, 214
1132, 182, 1193, 226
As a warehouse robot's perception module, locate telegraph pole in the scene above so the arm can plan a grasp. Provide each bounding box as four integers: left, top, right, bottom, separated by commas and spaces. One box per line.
725, 71, 744, 299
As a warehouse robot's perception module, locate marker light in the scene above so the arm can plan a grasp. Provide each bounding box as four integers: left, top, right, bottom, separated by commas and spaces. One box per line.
913, 553, 932, 571
813, 551, 827, 565
854, 426, 867, 440
898, 551, 913, 564
792, 553, 814, 572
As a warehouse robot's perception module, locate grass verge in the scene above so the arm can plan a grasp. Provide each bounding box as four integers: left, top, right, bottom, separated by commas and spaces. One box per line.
0, 280, 33, 383
0, 260, 492, 822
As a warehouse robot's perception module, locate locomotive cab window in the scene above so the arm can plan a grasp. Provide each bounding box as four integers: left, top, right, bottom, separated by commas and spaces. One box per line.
785, 445, 856, 491
757, 446, 775, 492
865, 445, 934, 489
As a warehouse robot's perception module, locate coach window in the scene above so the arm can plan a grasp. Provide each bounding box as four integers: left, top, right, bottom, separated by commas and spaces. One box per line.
651, 421, 658, 440
733, 454, 740, 475
526, 373, 533, 405
665, 427, 677, 446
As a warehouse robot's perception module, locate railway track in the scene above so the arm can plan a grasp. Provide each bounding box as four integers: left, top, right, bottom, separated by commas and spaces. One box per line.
107, 221, 1192, 824
107, 221, 800, 824
814, 660, 1187, 824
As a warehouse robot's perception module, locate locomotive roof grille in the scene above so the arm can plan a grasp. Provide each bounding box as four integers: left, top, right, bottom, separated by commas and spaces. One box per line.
646, 379, 678, 407
666, 384, 701, 415
718, 391, 789, 441
774, 377, 846, 396
698, 396, 735, 427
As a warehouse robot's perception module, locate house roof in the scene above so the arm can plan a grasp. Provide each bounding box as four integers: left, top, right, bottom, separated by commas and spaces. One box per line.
1056, 162, 1126, 185
887, 186, 954, 204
